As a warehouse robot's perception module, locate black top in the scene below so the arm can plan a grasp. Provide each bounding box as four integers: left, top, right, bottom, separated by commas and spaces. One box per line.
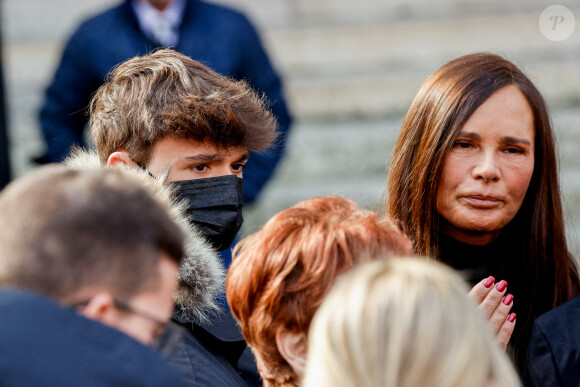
438, 233, 516, 287
437, 233, 531, 369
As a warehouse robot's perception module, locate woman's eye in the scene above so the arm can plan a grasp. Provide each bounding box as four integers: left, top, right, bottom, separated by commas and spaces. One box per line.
505, 146, 524, 154
453, 141, 473, 149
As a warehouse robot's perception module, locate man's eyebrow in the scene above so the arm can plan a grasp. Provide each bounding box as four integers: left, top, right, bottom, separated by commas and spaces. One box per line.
184, 153, 221, 162
501, 136, 531, 146
183, 152, 250, 163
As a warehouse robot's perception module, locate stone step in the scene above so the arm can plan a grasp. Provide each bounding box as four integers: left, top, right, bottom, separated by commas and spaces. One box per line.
3, 0, 119, 43
6, 12, 580, 123
6, 0, 578, 39
4, 0, 580, 228
215, 0, 576, 30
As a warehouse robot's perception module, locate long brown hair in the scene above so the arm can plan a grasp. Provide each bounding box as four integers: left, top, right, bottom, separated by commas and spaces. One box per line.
386, 52, 579, 366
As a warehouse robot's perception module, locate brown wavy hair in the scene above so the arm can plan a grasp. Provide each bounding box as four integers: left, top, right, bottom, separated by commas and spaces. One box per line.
226, 196, 413, 386
386, 52, 580, 368
90, 48, 278, 165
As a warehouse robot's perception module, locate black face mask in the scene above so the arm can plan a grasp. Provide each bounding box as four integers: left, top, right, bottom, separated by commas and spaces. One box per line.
171, 175, 244, 251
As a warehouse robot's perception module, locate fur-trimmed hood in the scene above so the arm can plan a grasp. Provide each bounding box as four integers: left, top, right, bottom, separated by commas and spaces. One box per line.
64, 149, 225, 323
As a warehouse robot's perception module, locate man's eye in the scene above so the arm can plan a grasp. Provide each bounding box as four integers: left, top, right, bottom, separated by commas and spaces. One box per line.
232, 163, 246, 171
192, 165, 208, 172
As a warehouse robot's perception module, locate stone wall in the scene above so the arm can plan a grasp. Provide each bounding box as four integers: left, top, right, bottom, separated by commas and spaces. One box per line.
3, 0, 580, 252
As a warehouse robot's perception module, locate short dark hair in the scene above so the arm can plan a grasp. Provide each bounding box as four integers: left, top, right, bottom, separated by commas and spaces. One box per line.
0, 165, 184, 302
90, 48, 278, 165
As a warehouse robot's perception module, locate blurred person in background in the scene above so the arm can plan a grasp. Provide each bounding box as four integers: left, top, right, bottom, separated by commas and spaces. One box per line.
0, 3, 11, 191
303, 258, 521, 387
386, 52, 580, 370
68, 48, 278, 386
226, 196, 414, 387
0, 165, 187, 386
36, 0, 291, 209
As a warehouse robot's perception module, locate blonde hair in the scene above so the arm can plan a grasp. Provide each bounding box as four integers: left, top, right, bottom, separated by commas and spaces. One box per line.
303, 258, 522, 387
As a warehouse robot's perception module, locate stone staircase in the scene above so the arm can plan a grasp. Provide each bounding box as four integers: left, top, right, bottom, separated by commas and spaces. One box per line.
3, 0, 580, 252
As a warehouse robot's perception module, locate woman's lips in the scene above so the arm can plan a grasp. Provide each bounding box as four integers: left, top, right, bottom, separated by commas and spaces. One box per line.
460, 195, 503, 208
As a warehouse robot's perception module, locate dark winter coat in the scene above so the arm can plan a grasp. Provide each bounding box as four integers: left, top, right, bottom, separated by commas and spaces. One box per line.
0, 287, 186, 386
522, 295, 580, 387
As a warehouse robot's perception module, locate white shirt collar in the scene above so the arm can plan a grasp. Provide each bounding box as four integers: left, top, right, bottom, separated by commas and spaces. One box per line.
132, 0, 186, 47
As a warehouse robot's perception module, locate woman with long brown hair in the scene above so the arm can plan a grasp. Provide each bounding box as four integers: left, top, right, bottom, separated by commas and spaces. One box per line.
386, 52, 580, 370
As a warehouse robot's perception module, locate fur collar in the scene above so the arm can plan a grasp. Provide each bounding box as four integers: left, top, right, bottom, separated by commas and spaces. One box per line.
64, 149, 225, 323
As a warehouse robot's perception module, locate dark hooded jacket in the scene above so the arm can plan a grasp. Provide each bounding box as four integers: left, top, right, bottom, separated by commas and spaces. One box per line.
0, 288, 186, 386
65, 151, 260, 386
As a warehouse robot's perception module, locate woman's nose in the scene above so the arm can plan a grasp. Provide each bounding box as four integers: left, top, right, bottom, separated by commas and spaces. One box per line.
472, 150, 500, 183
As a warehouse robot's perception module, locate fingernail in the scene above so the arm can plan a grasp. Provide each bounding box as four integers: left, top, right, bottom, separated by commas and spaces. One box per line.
496, 280, 508, 292
508, 313, 516, 323
483, 276, 495, 288
502, 294, 514, 305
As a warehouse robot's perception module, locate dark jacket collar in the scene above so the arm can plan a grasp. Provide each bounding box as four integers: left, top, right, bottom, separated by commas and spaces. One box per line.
0, 287, 186, 386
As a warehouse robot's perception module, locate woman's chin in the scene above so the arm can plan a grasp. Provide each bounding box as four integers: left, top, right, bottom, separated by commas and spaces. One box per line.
441, 222, 503, 245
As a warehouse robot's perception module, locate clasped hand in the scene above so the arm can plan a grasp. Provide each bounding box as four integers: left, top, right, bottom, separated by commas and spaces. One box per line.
469, 276, 516, 350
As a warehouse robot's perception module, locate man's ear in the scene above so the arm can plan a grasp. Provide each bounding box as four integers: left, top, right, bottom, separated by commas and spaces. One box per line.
275, 328, 308, 379
77, 292, 116, 323
107, 151, 137, 167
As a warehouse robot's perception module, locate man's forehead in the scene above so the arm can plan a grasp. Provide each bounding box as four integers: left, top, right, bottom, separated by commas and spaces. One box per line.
152, 137, 247, 156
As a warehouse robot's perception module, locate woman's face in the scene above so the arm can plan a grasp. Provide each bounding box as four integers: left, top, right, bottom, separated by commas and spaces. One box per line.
435, 85, 535, 245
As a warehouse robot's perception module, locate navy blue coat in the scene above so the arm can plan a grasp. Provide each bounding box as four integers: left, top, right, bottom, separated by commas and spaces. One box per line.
522, 295, 580, 386
0, 287, 187, 386
39, 0, 292, 204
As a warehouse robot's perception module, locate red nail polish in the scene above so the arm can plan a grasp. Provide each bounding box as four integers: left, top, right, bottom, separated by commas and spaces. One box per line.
483, 276, 495, 288
508, 313, 516, 323
496, 280, 508, 292
503, 294, 514, 305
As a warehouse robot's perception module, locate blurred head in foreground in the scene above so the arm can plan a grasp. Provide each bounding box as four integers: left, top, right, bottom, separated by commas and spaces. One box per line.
303, 258, 522, 387
0, 165, 184, 347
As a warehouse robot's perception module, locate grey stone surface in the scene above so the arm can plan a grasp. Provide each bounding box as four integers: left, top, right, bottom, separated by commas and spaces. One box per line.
2, 0, 580, 257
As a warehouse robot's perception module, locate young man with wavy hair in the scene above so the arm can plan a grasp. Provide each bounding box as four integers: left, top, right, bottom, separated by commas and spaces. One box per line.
67, 48, 278, 386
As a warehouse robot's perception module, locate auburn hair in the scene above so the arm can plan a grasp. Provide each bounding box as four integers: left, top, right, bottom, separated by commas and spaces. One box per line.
226, 196, 413, 386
